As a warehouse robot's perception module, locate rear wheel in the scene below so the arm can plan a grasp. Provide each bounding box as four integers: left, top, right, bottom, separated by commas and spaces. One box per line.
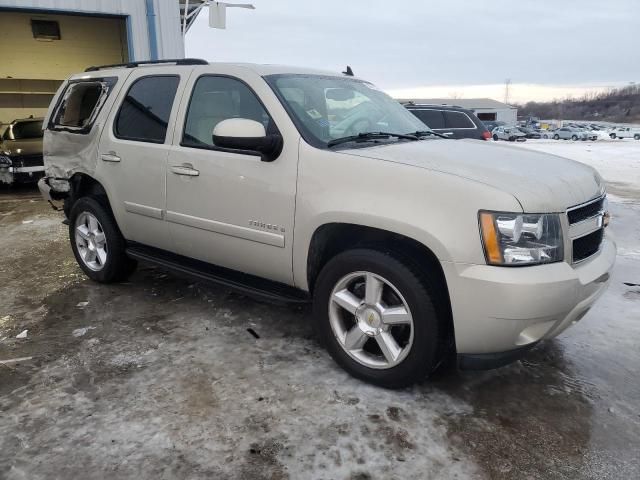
634, 134, 640, 140
610, 133, 616, 139
313, 249, 442, 388
571, 135, 578, 141
69, 197, 136, 283
553, 134, 560, 140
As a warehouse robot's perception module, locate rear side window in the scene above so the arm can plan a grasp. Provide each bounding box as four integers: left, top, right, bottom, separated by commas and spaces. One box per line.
443, 111, 475, 129
50, 78, 116, 133
410, 109, 445, 129
115, 76, 180, 144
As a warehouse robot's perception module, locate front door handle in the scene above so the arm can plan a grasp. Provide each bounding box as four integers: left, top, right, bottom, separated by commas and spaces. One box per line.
170, 164, 200, 176
101, 152, 121, 162
442, 132, 454, 136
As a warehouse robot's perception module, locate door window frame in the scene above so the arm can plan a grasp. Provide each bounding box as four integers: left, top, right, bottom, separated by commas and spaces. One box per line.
179, 74, 281, 160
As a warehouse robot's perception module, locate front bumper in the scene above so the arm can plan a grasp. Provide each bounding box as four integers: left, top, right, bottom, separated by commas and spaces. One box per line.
0, 165, 45, 184
443, 234, 616, 358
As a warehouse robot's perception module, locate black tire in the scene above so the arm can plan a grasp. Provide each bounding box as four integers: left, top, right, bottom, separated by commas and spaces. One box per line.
493, 134, 499, 141
610, 133, 616, 139
69, 196, 136, 283
634, 134, 640, 140
312, 249, 443, 388
553, 134, 560, 140
571, 135, 578, 141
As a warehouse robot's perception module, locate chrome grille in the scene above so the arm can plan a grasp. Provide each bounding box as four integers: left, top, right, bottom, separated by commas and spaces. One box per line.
567, 195, 606, 263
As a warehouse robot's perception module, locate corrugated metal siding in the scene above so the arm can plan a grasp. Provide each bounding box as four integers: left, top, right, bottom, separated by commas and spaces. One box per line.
0, 0, 184, 61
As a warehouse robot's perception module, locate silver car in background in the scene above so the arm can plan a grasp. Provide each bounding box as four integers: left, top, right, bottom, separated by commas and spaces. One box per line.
553, 127, 584, 141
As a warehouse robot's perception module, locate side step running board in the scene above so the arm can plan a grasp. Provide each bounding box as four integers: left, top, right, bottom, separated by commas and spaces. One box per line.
125, 244, 310, 305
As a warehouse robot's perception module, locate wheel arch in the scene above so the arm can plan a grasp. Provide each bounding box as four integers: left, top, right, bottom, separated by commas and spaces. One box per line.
305, 222, 455, 351
65, 173, 114, 217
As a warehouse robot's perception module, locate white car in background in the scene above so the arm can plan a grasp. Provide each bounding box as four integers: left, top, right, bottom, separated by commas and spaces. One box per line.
610, 127, 640, 140
492, 126, 527, 142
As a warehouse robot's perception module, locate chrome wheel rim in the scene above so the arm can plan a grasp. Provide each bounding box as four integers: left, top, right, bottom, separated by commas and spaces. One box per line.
75, 212, 108, 271
329, 271, 414, 369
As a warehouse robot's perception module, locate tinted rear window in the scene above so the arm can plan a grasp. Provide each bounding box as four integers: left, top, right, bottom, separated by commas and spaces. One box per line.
410, 109, 445, 129
443, 111, 475, 129
115, 76, 180, 143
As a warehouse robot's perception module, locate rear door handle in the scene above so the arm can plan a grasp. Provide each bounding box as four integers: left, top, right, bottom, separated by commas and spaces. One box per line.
442, 132, 454, 136
101, 152, 121, 162
170, 164, 200, 176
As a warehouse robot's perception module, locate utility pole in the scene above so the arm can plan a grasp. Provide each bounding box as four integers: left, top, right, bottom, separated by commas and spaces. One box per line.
504, 78, 511, 105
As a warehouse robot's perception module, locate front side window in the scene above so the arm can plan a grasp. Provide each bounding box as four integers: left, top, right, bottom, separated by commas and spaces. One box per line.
115, 76, 180, 143
265, 74, 426, 148
182, 76, 274, 148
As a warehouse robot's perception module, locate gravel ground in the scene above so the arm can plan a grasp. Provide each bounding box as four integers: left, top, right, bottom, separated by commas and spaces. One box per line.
1, 140, 639, 479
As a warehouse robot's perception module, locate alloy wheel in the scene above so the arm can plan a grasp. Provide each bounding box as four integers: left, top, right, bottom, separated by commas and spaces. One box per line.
328, 271, 414, 369
74, 212, 108, 271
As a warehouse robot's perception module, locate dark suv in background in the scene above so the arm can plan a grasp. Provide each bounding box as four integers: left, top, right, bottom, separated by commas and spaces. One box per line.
0, 117, 45, 185
403, 103, 491, 140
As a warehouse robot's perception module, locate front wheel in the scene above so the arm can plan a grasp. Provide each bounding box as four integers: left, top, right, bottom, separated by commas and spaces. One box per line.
313, 249, 442, 388
553, 134, 560, 140
493, 134, 499, 141
69, 196, 137, 283
571, 135, 578, 141
634, 134, 640, 140
610, 133, 616, 139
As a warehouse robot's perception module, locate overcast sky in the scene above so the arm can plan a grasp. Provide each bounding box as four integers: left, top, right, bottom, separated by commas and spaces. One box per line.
185, 0, 640, 102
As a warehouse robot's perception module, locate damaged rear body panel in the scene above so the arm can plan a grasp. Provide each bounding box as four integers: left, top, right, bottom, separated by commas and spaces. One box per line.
41, 71, 130, 195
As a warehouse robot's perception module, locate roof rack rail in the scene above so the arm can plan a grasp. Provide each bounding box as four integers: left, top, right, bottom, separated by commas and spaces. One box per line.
85, 58, 208, 72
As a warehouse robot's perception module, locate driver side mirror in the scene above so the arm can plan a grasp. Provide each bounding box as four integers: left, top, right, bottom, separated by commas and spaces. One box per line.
212, 118, 282, 162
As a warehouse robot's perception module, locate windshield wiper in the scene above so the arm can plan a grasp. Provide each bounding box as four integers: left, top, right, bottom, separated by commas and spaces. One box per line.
327, 131, 418, 148
410, 130, 450, 139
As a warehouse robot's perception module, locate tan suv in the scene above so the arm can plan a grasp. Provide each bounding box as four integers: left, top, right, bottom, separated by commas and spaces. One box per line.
39, 59, 616, 388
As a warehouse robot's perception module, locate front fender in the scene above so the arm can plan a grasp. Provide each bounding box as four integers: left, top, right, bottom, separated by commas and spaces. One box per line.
292, 142, 522, 290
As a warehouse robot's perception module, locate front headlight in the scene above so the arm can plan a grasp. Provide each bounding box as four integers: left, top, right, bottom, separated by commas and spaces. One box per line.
479, 211, 563, 266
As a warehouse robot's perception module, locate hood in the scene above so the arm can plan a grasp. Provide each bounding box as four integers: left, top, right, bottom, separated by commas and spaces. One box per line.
342, 139, 603, 212
3, 138, 43, 157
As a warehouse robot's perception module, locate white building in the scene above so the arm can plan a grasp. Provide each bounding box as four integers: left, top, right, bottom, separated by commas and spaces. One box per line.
397, 98, 518, 125
0, 0, 188, 121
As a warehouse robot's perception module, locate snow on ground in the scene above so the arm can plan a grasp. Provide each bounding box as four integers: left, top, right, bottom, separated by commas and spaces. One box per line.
509, 138, 640, 201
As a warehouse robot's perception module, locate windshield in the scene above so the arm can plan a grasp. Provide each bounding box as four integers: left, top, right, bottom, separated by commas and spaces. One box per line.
265, 74, 428, 148
6, 120, 43, 140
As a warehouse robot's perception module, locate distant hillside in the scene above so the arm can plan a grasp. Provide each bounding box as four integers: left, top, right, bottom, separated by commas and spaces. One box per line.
516, 85, 640, 123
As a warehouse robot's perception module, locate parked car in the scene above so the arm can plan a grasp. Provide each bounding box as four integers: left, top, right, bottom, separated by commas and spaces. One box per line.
553, 127, 586, 141
492, 126, 527, 142
517, 127, 541, 139
610, 127, 640, 140
482, 120, 506, 133
575, 128, 598, 141
404, 103, 491, 140
39, 59, 615, 388
539, 129, 555, 139
0, 117, 45, 185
